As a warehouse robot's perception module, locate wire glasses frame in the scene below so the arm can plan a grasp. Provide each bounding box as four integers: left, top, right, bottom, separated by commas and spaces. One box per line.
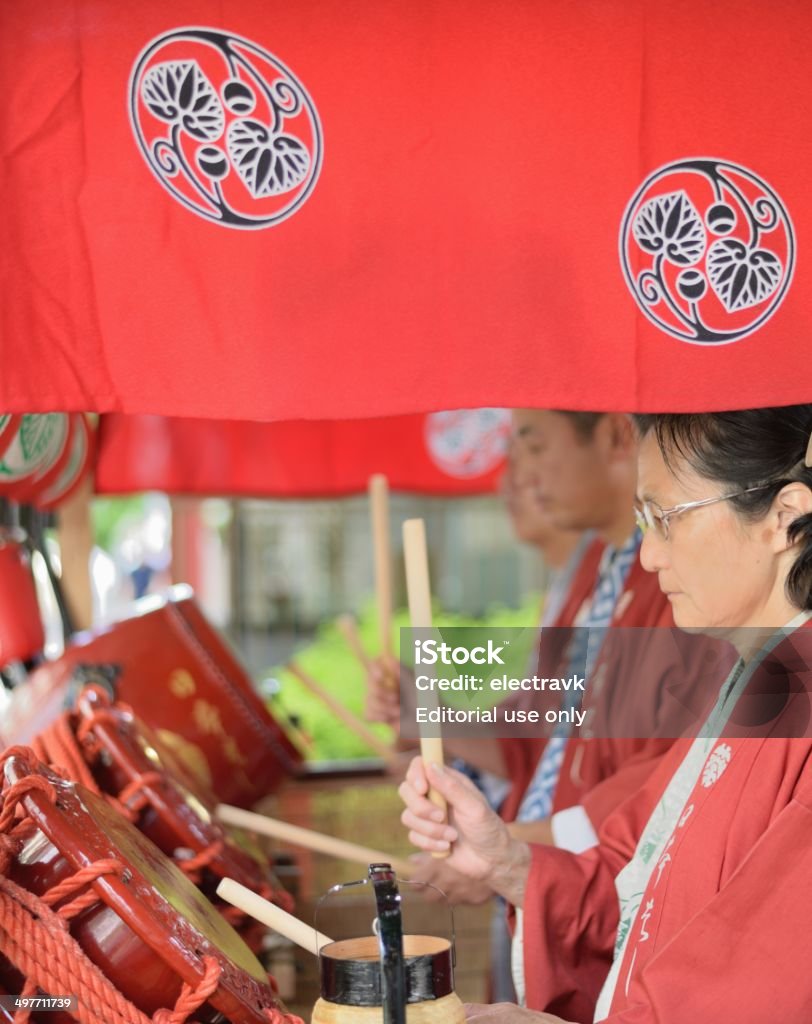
634, 484, 773, 540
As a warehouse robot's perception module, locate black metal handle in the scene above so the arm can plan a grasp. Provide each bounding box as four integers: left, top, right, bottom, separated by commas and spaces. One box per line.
369, 862, 407, 1024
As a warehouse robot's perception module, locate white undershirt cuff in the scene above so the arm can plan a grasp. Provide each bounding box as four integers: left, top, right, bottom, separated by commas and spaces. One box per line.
551, 804, 599, 853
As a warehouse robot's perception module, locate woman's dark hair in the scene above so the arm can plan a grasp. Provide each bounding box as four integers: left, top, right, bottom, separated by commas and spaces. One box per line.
634, 406, 812, 610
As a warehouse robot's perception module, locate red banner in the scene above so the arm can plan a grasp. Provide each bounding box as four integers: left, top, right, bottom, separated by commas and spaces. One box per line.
95, 411, 510, 496
2, 1, 811, 418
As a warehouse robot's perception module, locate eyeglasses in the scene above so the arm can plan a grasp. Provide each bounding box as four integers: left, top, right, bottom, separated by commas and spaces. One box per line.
634, 485, 772, 540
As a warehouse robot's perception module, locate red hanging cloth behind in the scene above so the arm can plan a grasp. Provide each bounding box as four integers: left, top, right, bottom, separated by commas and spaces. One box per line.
94, 411, 510, 497
1, 0, 810, 419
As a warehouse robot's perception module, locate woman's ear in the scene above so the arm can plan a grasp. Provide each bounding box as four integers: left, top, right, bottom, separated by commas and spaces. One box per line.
772, 482, 812, 551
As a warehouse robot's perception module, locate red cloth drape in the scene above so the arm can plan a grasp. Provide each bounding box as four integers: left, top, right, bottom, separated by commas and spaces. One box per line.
2, 1, 811, 418
94, 411, 510, 496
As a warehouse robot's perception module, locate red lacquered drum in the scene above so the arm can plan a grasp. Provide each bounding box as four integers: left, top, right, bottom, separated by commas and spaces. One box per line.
7, 589, 302, 805
68, 687, 292, 948
0, 531, 44, 666
0, 750, 302, 1024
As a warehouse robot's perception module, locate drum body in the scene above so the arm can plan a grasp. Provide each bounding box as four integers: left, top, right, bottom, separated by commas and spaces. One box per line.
69, 687, 291, 950
3, 589, 301, 805
0, 751, 301, 1024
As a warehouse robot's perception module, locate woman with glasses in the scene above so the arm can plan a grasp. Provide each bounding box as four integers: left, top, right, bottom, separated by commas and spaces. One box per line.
400, 405, 812, 1023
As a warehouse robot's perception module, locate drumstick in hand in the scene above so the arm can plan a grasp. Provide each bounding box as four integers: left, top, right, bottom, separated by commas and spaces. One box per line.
285, 661, 400, 769
402, 518, 447, 857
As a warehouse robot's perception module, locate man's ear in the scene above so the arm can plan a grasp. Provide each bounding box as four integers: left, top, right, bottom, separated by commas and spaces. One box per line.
601, 413, 637, 460
772, 482, 812, 551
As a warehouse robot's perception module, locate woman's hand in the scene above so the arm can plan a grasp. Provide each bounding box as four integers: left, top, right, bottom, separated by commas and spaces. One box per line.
407, 852, 494, 905
464, 1004, 571, 1022
399, 757, 530, 906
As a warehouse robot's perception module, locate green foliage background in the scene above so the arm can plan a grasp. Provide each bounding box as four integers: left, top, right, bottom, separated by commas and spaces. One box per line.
266, 596, 541, 761
91, 495, 148, 552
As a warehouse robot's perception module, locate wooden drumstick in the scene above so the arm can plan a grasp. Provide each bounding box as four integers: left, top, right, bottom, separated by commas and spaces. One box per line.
217, 804, 413, 878
336, 613, 373, 672
369, 474, 395, 668
402, 518, 447, 855
285, 661, 400, 769
217, 878, 332, 957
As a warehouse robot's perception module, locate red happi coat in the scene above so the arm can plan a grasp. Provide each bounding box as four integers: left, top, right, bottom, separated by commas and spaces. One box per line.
498, 536, 604, 822
522, 623, 812, 1023
499, 549, 677, 828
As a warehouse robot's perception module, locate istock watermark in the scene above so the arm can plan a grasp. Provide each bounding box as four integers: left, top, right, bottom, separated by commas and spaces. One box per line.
396, 626, 812, 741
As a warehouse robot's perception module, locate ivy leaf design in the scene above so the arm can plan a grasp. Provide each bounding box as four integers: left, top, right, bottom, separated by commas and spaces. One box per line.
632, 190, 706, 266
701, 743, 732, 788
142, 61, 225, 141
226, 119, 311, 197
706, 239, 782, 311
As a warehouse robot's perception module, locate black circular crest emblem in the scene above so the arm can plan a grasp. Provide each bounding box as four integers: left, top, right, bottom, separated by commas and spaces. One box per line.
619, 158, 795, 344
129, 27, 323, 229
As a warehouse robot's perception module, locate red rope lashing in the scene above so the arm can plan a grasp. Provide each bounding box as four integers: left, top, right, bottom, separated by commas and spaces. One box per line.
0, 775, 57, 834
40, 858, 127, 919
0, 746, 42, 778
153, 956, 221, 1024
26, 720, 136, 822
30, 716, 98, 793
0, 876, 151, 1024
0, 757, 53, 877
118, 772, 164, 815
75, 707, 123, 747
176, 840, 225, 884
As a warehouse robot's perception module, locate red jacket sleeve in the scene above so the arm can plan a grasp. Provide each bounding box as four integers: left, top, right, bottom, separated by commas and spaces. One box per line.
522, 842, 619, 1021
522, 741, 688, 1019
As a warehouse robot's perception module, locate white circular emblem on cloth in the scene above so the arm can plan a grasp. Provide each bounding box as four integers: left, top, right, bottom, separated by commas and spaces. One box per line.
424, 409, 511, 478
129, 27, 322, 229
619, 158, 795, 345
701, 743, 732, 788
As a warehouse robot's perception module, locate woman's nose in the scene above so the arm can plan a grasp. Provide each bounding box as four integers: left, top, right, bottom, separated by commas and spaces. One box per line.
639, 527, 669, 573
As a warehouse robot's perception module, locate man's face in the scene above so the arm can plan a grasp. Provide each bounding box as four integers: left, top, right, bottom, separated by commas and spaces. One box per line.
511, 409, 614, 531
502, 437, 561, 547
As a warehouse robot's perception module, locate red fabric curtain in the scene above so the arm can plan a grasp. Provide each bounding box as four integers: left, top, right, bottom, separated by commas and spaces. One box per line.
2, 1, 810, 418
95, 411, 510, 496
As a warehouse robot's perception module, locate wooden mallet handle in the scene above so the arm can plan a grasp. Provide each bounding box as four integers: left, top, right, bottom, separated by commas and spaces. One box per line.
217, 877, 332, 957
336, 613, 373, 672
369, 474, 394, 664
285, 661, 400, 769
217, 804, 413, 877
402, 518, 447, 856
